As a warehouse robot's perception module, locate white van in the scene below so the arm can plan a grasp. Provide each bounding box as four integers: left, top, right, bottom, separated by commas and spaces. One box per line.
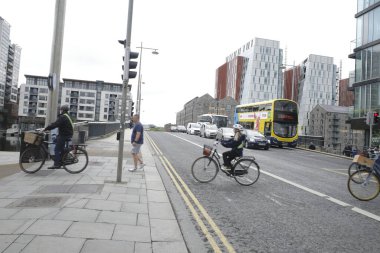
186, 123, 201, 135
200, 124, 218, 138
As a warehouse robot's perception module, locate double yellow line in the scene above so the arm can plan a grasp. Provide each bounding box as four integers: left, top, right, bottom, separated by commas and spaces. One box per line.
146, 134, 236, 253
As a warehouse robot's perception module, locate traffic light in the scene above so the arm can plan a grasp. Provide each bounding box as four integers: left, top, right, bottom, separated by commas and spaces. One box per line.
119, 40, 139, 79
374, 112, 379, 123
131, 102, 135, 117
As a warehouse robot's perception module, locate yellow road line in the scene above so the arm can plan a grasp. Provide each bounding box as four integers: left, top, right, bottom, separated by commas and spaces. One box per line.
146, 135, 222, 252
147, 134, 236, 253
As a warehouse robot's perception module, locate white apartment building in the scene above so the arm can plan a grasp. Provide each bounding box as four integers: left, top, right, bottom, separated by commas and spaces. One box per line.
18, 76, 49, 117
225, 38, 283, 104
298, 54, 337, 135
18, 75, 133, 127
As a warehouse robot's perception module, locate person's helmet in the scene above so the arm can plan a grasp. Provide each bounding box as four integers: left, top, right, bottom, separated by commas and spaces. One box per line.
60, 104, 69, 112
233, 124, 244, 131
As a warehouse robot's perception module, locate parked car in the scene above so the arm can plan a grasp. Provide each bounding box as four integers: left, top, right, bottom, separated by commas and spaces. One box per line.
170, 125, 178, 132
243, 129, 270, 150
216, 127, 234, 141
186, 123, 201, 135
177, 125, 186, 133
200, 124, 218, 138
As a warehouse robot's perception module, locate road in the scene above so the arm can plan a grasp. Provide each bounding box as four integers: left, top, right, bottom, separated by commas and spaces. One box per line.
147, 131, 380, 253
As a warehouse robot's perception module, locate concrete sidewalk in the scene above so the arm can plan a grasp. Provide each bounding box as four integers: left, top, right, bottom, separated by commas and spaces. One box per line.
0, 130, 188, 253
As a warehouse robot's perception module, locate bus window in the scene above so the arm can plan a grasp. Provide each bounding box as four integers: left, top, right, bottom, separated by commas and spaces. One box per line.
264, 122, 271, 136
252, 106, 259, 112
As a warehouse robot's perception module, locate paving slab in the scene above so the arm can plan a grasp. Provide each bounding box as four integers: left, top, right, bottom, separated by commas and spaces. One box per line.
0, 235, 18, 252
112, 224, 151, 242
22, 236, 85, 253
121, 202, 148, 214
2, 235, 35, 253
24, 219, 72, 236
85, 199, 122, 211
137, 214, 150, 227
0, 208, 20, 219
96, 211, 137, 225
135, 242, 153, 253
54, 208, 99, 222
0, 220, 29, 234
64, 222, 115, 240
108, 193, 140, 203
152, 241, 188, 253
150, 219, 184, 242
147, 190, 170, 203
81, 239, 134, 253
148, 202, 176, 220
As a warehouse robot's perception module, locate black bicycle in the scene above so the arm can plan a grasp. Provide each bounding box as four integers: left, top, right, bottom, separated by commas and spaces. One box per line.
191, 142, 260, 186
19, 131, 88, 174
348, 159, 380, 201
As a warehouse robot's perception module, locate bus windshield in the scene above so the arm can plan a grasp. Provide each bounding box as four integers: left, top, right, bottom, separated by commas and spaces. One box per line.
273, 100, 298, 138
213, 116, 228, 128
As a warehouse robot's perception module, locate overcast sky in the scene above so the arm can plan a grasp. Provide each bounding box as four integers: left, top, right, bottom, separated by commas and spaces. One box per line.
1, 0, 357, 126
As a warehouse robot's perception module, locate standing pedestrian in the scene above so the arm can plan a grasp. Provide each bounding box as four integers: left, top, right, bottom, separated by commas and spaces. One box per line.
44, 105, 74, 169
129, 114, 145, 172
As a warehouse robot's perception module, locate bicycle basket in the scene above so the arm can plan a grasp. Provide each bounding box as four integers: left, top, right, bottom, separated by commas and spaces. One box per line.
24, 132, 43, 145
203, 145, 213, 156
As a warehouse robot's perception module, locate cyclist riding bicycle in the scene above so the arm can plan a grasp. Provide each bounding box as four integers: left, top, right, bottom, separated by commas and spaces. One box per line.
221, 124, 246, 173
44, 104, 74, 169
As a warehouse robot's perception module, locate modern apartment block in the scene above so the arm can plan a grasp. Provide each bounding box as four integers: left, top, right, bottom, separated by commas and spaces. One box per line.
0, 17, 21, 129
18, 75, 133, 129
294, 55, 338, 135
349, 0, 380, 146
215, 38, 283, 104
310, 104, 364, 154
176, 94, 238, 127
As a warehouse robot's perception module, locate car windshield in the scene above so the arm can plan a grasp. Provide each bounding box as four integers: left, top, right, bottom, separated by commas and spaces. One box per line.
207, 125, 218, 130
222, 128, 234, 134
245, 130, 264, 138
191, 123, 200, 128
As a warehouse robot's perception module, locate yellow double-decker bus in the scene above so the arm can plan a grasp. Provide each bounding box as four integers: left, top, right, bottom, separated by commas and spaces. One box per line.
234, 99, 298, 148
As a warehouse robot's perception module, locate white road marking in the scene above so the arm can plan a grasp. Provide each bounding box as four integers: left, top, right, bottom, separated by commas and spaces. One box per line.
352, 207, 380, 221
326, 197, 351, 207
166, 133, 380, 222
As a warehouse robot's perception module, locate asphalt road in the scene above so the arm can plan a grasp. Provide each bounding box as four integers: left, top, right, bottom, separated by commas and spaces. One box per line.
148, 131, 380, 253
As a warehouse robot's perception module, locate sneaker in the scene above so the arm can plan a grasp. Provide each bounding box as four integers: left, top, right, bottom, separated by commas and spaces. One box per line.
222, 165, 231, 171
139, 163, 146, 170
128, 167, 138, 172
48, 165, 61, 170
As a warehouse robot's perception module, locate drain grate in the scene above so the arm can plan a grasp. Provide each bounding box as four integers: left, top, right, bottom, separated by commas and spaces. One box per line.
7, 196, 68, 208
34, 184, 104, 194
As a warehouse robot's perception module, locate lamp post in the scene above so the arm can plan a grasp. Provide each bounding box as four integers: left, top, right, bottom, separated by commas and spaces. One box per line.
280, 61, 296, 101
136, 42, 158, 116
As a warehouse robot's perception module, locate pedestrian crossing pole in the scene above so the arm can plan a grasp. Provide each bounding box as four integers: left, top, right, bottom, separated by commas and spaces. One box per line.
367, 111, 373, 147
117, 0, 134, 182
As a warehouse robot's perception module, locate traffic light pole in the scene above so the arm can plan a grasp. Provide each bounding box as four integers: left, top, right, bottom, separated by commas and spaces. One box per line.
370, 114, 373, 148
117, 0, 134, 183
46, 0, 66, 126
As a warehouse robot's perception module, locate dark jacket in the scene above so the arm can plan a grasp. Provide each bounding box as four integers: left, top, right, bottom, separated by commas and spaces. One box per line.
221, 133, 246, 156
45, 113, 74, 137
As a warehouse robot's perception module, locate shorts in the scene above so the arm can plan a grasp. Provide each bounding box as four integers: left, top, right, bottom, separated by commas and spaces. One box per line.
131, 144, 142, 154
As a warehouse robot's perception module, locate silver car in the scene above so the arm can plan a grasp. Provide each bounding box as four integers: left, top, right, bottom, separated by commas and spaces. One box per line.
216, 127, 234, 141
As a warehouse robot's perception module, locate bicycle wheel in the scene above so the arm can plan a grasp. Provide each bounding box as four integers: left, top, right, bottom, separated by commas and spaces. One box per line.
348, 162, 370, 182
63, 147, 89, 174
348, 170, 380, 201
19, 146, 45, 173
191, 156, 219, 183
233, 158, 260, 186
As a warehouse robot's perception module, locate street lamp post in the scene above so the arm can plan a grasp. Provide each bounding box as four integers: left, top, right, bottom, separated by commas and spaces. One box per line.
136, 42, 158, 116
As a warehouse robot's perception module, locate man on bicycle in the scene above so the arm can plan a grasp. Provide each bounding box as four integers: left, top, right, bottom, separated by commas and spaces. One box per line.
44, 104, 74, 169
221, 124, 245, 174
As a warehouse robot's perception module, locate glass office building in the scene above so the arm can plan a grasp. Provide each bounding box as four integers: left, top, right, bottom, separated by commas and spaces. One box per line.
350, 0, 380, 145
